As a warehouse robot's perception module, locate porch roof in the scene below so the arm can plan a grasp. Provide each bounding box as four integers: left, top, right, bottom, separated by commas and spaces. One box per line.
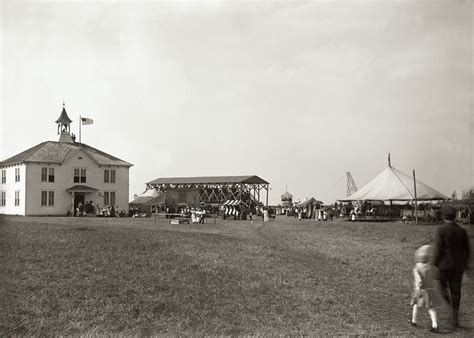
66, 185, 99, 193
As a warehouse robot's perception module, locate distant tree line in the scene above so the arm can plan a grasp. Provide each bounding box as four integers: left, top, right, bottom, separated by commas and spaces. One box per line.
451, 188, 474, 201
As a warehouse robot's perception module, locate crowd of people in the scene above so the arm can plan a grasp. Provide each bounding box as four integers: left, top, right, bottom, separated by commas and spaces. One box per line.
75, 201, 126, 217
178, 206, 207, 224
281, 206, 335, 221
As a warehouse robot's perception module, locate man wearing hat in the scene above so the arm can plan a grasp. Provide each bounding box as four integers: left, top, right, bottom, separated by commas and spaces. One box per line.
431, 206, 471, 329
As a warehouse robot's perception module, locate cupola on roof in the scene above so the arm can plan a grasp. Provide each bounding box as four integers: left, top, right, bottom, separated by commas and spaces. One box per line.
55, 104, 73, 124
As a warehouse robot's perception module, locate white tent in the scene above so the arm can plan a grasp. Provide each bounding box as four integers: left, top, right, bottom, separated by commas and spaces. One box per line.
339, 166, 448, 201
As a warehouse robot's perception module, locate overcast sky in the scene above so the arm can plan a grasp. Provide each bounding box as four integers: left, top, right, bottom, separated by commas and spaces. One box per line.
1, 0, 472, 204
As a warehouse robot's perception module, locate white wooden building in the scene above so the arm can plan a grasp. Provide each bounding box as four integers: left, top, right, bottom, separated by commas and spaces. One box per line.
0, 105, 133, 216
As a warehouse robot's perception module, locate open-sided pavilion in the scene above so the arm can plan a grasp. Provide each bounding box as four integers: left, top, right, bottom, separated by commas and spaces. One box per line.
146, 175, 270, 208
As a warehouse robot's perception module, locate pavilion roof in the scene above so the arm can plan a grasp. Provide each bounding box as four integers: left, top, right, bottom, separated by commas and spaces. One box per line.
147, 175, 269, 185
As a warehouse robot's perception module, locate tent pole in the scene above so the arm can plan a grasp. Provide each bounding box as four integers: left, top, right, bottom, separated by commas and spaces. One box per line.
413, 169, 418, 225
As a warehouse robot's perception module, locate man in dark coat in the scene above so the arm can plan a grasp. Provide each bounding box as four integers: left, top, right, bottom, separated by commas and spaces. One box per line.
431, 206, 471, 329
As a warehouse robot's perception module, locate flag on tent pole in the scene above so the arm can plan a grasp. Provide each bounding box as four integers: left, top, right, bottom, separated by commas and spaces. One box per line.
81, 117, 94, 125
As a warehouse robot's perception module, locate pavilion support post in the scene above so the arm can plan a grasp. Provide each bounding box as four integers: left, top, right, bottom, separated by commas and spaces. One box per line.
413, 169, 418, 225
266, 184, 269, 207
71, 192, 75, 216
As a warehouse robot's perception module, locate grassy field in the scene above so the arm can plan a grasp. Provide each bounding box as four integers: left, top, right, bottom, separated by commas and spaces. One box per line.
1, 215, 473, 336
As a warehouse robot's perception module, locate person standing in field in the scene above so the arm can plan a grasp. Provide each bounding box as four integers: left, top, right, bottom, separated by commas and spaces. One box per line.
409, 245, 442, 333
263, 208, 269, 222
431, 206, 471, 329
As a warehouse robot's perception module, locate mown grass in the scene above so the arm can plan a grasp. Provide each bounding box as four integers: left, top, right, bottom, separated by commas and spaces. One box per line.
1, 216, 472, 335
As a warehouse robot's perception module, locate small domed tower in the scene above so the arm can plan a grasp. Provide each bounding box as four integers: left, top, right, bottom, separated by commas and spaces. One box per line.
55, 102, 74, 143
281, 189, 293, 208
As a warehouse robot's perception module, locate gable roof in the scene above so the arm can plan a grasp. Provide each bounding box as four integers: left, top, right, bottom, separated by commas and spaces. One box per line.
129, 188, 160, 205
142, 193, 168, 206
147, 175, 269, 185
129, 196, 155, 205
0, 141, 133, 167
339, 166, 448, 201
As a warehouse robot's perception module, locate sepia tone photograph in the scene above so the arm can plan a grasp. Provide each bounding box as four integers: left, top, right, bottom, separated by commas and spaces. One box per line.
0, 0, 472, 335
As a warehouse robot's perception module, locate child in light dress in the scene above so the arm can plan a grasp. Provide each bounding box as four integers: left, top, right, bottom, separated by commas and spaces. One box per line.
409, 244, 443, 333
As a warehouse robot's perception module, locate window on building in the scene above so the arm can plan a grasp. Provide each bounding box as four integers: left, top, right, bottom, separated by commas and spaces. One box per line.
74, 168, 86, 183
104, 191, 116, 206
48, 168, 55, 182
15, 168, 20, 182
41, 191, 47, 206
2, 169, 6, 184
41, 168, 48, 181
1, 191, 5, 206
14, 191, 20, 206
48, 191, 54, 206
41, 191, 55, 206
104, 169, 116, 183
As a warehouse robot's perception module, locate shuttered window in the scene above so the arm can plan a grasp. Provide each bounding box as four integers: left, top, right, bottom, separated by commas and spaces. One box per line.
48, 191, 54, 206
48, 168, 55, 182
104, 191, 116, 206
41, 168, 48, 181
41, 191, 55, 206
41, 191, 47, 206
74, 168, 86, 183
14, 191, 20, 206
